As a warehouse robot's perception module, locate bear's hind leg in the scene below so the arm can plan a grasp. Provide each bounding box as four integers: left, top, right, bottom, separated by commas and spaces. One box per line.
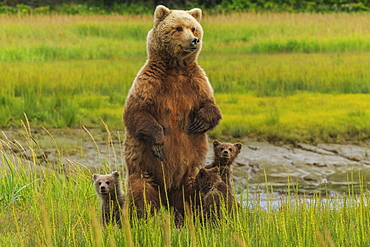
128, 173, 161, 218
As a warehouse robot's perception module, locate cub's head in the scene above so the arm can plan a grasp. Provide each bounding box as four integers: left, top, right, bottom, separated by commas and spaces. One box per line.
213, 140, 242, 165
148, 5, 203, 59
195, 167, 222, 192
93, 171, 120, 195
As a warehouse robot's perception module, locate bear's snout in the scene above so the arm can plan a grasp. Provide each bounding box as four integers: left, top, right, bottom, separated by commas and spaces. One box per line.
222, 150, 230, 158
100, 185, 108, 193
190, 37, 199, 46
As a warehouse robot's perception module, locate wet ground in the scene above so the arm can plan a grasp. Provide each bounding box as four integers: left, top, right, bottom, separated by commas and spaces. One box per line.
230, 140, 370, 198
2, 128, 370, 199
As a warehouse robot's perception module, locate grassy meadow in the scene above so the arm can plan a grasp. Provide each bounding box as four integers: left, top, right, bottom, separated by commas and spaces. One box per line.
2, 11, 370, 246
1, 13, 370, 143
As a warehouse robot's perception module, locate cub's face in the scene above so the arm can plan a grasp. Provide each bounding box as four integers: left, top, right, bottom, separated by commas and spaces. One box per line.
213, 140, 242, 161
150, 5, 203, 58
93, 171, 119, 195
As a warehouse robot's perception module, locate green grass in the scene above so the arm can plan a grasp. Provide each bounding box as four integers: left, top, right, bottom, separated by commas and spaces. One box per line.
1, 13, 370, 143
1, 127, 370, 246
212, 93, 370, 143
0, 59, 134, 128
1, 13, 370, 61
2, 55, 370, 143
203, 52, 370, 95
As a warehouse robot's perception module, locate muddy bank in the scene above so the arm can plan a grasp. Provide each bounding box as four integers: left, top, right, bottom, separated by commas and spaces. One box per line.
1, 128, 370, 195
229, 140, 370, 196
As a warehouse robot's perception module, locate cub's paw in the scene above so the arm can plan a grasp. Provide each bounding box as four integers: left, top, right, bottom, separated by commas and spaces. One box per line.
189, 117, 211, 133
150, 143, 165, 161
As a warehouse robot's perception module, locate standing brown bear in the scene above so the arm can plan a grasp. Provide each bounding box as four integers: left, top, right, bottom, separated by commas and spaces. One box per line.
123, 5, 222, 217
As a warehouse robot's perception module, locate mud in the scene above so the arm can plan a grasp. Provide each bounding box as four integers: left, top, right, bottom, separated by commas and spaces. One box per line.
228, 140, 370, 197
1, 128, 370, 197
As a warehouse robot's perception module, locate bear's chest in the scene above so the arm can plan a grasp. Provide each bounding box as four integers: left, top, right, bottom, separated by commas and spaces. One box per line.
157, 74, 200, 127
160, 75, 199, 111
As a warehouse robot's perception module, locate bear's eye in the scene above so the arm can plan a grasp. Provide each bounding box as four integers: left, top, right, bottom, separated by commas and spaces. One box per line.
176, 26, 183, 32
220, 148, 225, 151
106, 181, 110, 185
229, 148, 232, 151
98, 182, 102, 185
191, 27, 196, 33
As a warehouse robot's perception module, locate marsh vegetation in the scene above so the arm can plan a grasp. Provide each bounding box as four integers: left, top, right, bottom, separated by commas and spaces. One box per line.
1, 13, 370, 143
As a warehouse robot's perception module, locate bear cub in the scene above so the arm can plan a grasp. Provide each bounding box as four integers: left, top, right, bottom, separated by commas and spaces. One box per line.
205, 140, 242, 189
93, 171, 125, 226
195, 167, 233, 218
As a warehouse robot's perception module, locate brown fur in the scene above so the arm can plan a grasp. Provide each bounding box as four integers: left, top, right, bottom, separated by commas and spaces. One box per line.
93, 171, 125, 226
205, 140, 242, 189
123, 5, 222, 217
126, 173, 161, 218
195, 167, 233, 219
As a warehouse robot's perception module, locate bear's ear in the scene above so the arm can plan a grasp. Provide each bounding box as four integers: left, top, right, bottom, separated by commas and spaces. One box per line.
112, 171, 120, 179
154, 5, 171, 23
93, 174, 99, 181
187, 8, 202, 22
198, 168, 206, 177
234, 143, 242, 151
213, 140, 221, 148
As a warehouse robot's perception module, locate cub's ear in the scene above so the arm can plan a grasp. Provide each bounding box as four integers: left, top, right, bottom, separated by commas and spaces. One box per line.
112, 171, 120, 178
154, 5, 171, 23
213, 140, 221, 148
187, 8, 202, 22
198, 168, 206, 177
234, 143, 243, 151
212, 166, 220, 173
93, 174, 99, 181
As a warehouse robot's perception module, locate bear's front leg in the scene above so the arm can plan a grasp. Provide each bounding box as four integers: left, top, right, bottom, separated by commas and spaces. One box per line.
125, 111, 165, 160
189, 104, 222, 133
101, 203, 111, 226
136, 117, 165, 161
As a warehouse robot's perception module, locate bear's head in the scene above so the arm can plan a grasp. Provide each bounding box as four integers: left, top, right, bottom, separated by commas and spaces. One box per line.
195, 167, 222, 192
93, 171, 120, 196
213, 140, 242, 166
147, 5, 203, 61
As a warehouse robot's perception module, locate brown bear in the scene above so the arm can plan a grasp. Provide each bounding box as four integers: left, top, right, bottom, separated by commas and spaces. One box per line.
194, 167, 233, 219
123, 5, 222, 218
205, 140, 243, 189
93, 171, 125, 226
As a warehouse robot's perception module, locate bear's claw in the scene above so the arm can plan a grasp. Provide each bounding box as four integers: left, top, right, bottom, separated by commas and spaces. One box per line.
189, 117, 211, 133
151, 143, 165, 161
